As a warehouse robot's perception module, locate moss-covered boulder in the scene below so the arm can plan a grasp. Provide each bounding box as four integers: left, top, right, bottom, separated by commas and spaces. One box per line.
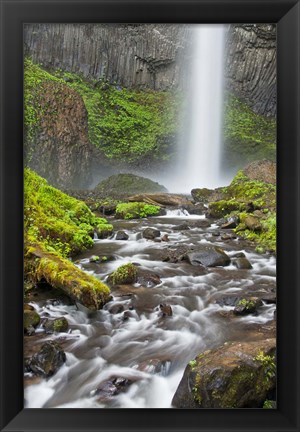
24, 168, 111, 309
115, 202, 160, 219
94, 174, 167, 199
108, 263, 138, 285
172, 338, 276, 408
44, 317, 69, 333
24, 310, 41, 334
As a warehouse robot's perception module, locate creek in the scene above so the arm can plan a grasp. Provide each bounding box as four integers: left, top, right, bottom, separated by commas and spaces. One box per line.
24, 210, 276, 408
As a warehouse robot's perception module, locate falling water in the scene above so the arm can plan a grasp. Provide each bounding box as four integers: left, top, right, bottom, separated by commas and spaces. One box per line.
171, 25, 226, 193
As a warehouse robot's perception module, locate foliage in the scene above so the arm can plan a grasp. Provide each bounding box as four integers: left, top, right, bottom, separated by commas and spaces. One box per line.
223, 94, 276, 168
254, 351, 276, 383
115, 202, 160, 219
237, 299, 256, 310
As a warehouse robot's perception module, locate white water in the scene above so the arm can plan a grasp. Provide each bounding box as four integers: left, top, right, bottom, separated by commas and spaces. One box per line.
170, 25, 226, 193
25, 214, 276, 408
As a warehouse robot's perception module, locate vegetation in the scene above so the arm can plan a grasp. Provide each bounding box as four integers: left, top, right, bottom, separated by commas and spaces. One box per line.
115, 202, 161, 219
24, 168, 112, 309
223, 94, 276, 169
208, 169, 276, 253
24, 58, 180, 165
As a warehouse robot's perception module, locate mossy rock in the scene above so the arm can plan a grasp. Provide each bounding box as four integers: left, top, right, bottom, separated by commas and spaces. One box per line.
207, 200, 244, 219
108, 263, 138, 285
44, 317, 69, 333
94, 174, 167, 199
115, 202, 160, 219
24, 310, 41, 333
172, 338, 276, 408
27, 341, 66, 377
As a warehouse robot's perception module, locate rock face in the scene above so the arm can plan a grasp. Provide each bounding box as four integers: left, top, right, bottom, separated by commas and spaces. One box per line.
172, 338, 276, 408
26, 81, 94, 189
24, 23, 276, 116
24, 24, 189, 91
225, 24, 276, 116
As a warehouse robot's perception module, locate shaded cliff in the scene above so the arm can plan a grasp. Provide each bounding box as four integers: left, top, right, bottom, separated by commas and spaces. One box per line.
225, 24, 276, 117
24, 23, 276, 116
25, 60, 94, 189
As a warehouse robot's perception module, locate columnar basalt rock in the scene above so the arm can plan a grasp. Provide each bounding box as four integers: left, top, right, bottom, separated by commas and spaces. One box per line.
24, 23, 276, 116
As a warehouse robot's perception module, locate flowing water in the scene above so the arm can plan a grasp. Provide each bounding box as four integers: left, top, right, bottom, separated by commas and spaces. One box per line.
24, 211, 276, 408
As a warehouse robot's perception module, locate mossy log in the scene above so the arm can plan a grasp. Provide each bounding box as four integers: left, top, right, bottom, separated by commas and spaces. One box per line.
25, 244, 110, 310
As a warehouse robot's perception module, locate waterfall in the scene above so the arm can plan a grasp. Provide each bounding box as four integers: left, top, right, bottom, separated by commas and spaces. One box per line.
173, 25, 226, 193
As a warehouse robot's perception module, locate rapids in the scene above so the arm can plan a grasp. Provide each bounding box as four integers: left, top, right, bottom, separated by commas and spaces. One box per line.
24, 212, 276, 408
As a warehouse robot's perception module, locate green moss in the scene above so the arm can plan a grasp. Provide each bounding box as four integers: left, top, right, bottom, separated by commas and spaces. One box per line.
109, 263, 138, 285
115, 202, 160, 219
24, 168, 111, 309
237, 299, 256, 311
223, 94, 276, 169
208, 199, 244, 218
254, 351, 276, 384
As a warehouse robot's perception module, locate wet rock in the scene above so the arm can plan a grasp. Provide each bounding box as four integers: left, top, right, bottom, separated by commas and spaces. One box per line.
221, 215, 240, 229
172, 338, 276, 408
115, 230, 129, 241
159, 303, 173, 317
232, 258, 253, 269
142, 228, 161, 240
136, 269, 161, 287
231, 252, 246, 258
244, 215, 262, 232
27, 341, 66, 377
161, 234, 169, 242
245, 202, 255, 213
173, 222, 190, 231
134, 358, 170, 375
107, 303, 125, 314
215, 296, 240, 307
221, 233, 236, 241
182, 203, 206, 215
160, 245, 190, 263
122, 310, 134, 321
189, 219, 211, 228
98, 203, 117, 216
153, 238, 162, 243
24, 310, 40, 335
211, 230, 220, 237
186, 246, 231, 267
233, 297, 263, 315
44, 317, 69, 333
191, 187, 224, 204
93, 375, 139, 402
24, 303, 34, 311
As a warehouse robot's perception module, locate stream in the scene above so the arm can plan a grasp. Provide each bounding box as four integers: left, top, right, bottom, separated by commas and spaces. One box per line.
24, 210, 276, 408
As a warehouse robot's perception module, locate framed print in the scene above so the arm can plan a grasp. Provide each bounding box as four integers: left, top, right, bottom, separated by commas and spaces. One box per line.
1, 0, 300, 431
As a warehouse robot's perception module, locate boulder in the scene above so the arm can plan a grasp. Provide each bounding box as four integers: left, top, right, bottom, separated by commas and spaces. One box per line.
232, 257, 253, 269
186, 246, 230, 267
108, 263, 138, 285
189, 219, 211, 228
244, 215, 263, 232
191, 188, 224, 204
142, 228, 161, 240
27, 341, 66, 377
159, 303, 172, 317
161, 234, 169, 242
136, 269, 161, 287
115, 230, 129, 241
43, 317, 69, 333
221, 215, 240, 229
24, 309, 40, 335
172, 338, 276, 408
233, 297, 263, 315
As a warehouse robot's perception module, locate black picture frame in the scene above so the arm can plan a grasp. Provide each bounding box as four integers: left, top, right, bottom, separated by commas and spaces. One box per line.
1, 0, 299, 431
